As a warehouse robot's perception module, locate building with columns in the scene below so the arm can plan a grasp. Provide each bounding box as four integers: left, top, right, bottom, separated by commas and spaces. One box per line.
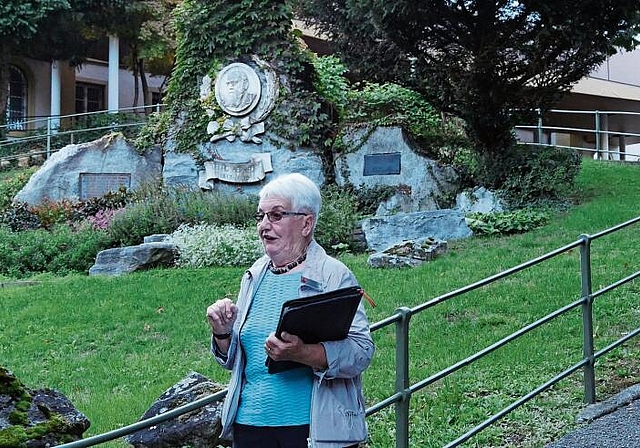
6, 35, 167, 132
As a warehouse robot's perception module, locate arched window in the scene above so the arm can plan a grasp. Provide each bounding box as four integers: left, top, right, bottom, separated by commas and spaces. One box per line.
6, 65, 27, 130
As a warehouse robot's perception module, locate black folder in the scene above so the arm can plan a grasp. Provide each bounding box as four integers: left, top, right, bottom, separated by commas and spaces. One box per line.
265, 286, 364, 374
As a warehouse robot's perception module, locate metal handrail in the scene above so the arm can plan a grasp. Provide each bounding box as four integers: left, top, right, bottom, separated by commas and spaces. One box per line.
514, 108, 640, 160
57, 215, 640, 448
0, 104, 162, 131
517, 124, 640, 139
0, 104, 164, 162
58, 390, 228, 448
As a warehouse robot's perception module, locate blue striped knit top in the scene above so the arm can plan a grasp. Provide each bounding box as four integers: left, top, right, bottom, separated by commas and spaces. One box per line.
235, 270, 314, 426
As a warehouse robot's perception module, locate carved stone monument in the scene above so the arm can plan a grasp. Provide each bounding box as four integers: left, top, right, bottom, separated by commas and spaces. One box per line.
200, 58, 279, 146
164, 56, 324, 194
215, 62, 262, 117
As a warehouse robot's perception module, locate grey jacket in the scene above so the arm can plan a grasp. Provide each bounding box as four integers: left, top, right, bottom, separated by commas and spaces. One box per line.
212, 240, 375, 448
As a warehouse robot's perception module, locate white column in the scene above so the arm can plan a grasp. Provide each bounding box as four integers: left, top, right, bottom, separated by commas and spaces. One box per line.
108, 34, 120, 113
50, 60, 61, 132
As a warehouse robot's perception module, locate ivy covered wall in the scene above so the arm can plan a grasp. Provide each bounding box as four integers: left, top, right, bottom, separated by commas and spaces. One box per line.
151, 0, 332, 170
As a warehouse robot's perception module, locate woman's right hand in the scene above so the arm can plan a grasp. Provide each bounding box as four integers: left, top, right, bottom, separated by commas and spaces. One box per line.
206, 298, 238, 335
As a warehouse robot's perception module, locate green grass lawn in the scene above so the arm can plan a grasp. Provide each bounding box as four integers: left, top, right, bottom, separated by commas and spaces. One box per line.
1, 158, 640, 447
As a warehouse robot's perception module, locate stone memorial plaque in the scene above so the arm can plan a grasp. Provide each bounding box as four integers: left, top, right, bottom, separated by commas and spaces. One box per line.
363, 153, 401, 176
215, 62, 262, 117
79, 173, 131, 200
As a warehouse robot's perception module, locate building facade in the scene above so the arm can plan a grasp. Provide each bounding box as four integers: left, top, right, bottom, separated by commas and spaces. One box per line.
6, 36, 166, 133
516, 48, 640, 161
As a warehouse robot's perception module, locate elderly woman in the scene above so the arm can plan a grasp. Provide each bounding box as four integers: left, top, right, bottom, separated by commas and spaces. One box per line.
206, 173, 374, 448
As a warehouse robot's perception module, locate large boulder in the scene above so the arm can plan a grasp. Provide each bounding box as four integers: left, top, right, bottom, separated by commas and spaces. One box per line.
335, 126, 459, 214
125, 372, 228, 448
362, 209, 473, 253
367, 237, 448, 268
162, 136, 325, 195
162, 150, 200, 188
13, 133, 162, 206
456, 187, 505, 214
0, 366, 90, 447
88, 241, 177, 276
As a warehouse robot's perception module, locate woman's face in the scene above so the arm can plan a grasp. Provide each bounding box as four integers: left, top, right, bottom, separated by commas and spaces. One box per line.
257, 196, 312, 266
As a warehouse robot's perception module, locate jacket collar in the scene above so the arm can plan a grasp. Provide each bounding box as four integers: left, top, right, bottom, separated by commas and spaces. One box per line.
246, 239, 326, 291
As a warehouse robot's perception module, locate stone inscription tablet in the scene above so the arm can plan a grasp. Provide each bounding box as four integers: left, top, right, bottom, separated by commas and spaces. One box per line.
79, 173, 131, 200
363, 153, 401, 176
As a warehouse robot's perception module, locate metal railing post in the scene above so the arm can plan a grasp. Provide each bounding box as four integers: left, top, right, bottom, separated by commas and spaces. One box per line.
601, 113, 610, 160
46, 116, 52, 159
537, 108, 543, 144
395, 307, 412, 448
579, 234, 596, 403
594, 111, 601, 160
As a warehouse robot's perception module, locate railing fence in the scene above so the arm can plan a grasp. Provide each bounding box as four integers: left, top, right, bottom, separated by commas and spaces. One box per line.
0, 105, 163, 166
515, 108, 640, 161
5, 107, 640, 169
57, 215, 640, 448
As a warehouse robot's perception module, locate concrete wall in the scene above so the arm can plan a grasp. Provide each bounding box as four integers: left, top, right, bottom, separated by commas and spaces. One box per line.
591, 49, 640, 87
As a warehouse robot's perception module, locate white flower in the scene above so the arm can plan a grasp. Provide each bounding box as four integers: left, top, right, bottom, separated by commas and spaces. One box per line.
167, 223, 263, 268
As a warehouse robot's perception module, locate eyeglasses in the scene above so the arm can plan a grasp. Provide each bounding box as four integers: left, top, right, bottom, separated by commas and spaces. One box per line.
254, 210, 308, 224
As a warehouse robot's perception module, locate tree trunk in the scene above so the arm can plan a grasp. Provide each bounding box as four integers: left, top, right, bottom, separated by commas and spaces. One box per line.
0, 43, 12, 139
139, 58, 151, 115
132, 57, 140, 109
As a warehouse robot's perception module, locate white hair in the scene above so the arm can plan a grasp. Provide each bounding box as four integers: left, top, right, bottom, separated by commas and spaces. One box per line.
259, 173, 322, 220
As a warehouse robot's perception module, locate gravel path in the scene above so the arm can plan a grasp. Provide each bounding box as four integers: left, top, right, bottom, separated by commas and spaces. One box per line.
545, 385, 640, 448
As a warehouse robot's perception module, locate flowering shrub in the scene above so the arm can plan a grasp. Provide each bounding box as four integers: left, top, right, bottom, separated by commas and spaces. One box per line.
0, 168, 37, 212
84, 208, 123, 231
168, 223, 263, 268
71, 187, 131, 221
31, 199, 75, 229
0, 202, 40, 231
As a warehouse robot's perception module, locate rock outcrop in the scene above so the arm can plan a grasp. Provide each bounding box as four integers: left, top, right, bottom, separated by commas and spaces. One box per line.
362, 209, 473, 253
0, 366, 90, 447
13, 133, 162, 206
125, 371, 228, 448
88, 240, 177, 276
367, 238, 448, 268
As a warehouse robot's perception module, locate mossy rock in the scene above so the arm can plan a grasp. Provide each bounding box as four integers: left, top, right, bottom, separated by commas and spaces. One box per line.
0, 366, 90, 447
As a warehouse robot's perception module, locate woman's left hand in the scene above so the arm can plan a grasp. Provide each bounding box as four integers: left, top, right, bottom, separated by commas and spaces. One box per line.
265, 331, 301, 360
265, 332, 328, 370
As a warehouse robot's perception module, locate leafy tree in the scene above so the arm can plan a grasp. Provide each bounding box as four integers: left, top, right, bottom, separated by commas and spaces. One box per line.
0, 0, 70, 137
134, 0, 179, 107
24, 1, 94, 65
294, 0, 640, 186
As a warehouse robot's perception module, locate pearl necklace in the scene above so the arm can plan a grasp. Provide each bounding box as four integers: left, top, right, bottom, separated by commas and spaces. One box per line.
268, 252, 307, 275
